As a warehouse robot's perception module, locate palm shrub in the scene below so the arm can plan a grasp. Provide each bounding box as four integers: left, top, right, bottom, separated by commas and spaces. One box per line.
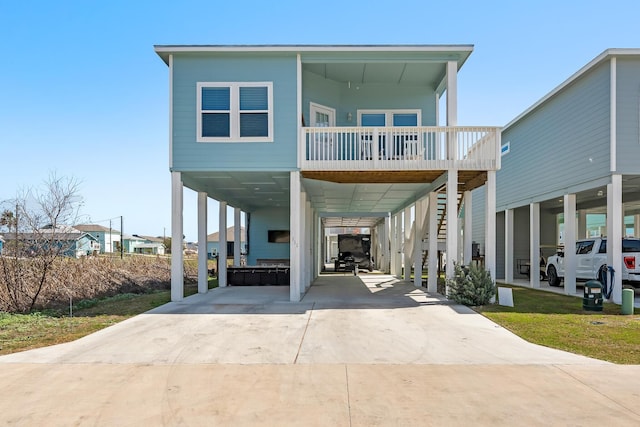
446, 263, 495, 306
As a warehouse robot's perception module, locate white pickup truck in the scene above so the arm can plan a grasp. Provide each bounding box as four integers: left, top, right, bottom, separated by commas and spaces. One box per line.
546, 237, 640, 287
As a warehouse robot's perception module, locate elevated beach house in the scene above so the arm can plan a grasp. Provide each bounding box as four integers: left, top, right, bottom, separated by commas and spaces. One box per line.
154, 45, 501, 302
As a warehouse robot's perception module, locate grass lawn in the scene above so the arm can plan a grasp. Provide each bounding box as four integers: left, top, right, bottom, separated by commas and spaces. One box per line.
0, 278, 217, 356
476, 284, 640, 364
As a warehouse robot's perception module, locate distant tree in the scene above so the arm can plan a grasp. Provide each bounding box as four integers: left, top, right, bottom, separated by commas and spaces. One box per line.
0, 174, 85, 312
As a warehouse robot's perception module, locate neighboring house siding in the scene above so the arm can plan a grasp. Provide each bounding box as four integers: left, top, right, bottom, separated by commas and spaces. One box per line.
172, 54, 298, 171
615, 57, 640, 174
498, 62, 611, 211
247, 207, 290, 265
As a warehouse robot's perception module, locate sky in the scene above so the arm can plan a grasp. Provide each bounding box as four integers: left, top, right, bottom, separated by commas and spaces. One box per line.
1, 0, 639, 242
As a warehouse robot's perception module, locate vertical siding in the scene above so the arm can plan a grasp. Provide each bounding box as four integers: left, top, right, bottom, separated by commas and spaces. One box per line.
172, 54, 298, 171
615, 57, 640, 173
247, 207, 290, 265
498, 62, 611, 210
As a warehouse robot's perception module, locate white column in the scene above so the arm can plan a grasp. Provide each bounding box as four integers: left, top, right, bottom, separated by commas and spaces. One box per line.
404, 207, 412, 280
485, 171, 497, 282
290, 171, 302, 301
390, 215, 398, 276
505, 209, 514, 283
607, 174, 623, 304
428, 191, 439, 293
578, 211, 587, 239
414, 199, 423, 288
383, 215, 391, 273
305, 198, 312, 289
446, 171, 458, 279
564, 194, 577, 295
634, 214, 640, 238
170, 172, 184, 301
218, 201, 228, 288
463, 191, 472, 265
446, 61, 458, 127
529, 203, 540, 288
395, 214, 403, 276
234, 207, 241, 266
197, 192, 208, 294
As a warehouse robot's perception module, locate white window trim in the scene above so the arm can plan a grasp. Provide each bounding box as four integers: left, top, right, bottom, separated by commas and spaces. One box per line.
196, 82, 274, 143
356, 109, 422, 126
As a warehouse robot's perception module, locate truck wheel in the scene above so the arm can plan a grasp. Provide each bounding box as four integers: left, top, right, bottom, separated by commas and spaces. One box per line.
547, 265, 561, 287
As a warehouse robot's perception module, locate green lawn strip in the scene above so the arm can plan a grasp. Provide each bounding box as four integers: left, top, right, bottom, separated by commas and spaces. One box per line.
477, 285, 640, 364
0, 278, 219, 356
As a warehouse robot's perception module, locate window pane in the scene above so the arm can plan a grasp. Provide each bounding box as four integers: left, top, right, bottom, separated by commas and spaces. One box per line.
393, 113, 418, 126
361, 114, 385, 126
623, 239, 640, 252
240, 113, 268, 137
202, 87, 230, 110
202, 113, 230, 137
240, 86, 268, 110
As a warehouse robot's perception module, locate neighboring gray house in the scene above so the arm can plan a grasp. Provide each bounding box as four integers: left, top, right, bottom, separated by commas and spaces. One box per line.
128, 235, 166, 255
206, 226, 246, 259
472, 49, 640, 304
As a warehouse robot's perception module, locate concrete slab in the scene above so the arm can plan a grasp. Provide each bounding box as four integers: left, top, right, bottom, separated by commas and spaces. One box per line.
1, 274, 638, 425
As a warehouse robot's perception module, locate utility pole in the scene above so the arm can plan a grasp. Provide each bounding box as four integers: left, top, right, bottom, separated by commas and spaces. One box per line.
120, 215, 124, 259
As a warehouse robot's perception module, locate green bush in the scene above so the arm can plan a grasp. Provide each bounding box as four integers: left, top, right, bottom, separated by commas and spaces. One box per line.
446, 263, 495, 306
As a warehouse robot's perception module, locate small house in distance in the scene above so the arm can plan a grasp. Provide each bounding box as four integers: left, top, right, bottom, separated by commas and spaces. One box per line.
207, 226, 246, 260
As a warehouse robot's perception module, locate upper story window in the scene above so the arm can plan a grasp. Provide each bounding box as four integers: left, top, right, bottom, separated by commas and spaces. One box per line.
196, 82, 273, 142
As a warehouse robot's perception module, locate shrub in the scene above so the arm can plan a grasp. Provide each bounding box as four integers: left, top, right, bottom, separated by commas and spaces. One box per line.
446, 263, 495, 306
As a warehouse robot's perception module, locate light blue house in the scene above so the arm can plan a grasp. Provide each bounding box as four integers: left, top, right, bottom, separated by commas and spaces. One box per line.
74, 224, 121, 254
2, 227, 99, 258
472, 49, 640, 304
155, 45, 501, 302
0, 235, 4, 254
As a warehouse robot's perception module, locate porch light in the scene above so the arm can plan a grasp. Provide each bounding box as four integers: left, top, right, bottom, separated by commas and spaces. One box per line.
347, 112, 352, 122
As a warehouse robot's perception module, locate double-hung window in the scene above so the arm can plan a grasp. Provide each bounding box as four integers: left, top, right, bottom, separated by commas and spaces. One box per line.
197, 82, 273, 142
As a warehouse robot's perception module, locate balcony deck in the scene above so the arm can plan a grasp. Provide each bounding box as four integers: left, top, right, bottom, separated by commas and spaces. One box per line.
300, 126, 501, 172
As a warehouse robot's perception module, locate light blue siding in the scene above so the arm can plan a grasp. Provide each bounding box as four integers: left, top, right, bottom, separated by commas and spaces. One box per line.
615, 58, 640, 173
302, 70, 437, 127
498, 62, 611, 211
247, 208, 290, 265
172, 54, 298, 171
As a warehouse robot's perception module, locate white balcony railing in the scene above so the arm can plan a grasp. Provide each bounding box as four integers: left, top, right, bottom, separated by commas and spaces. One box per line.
300, 126, 501, 171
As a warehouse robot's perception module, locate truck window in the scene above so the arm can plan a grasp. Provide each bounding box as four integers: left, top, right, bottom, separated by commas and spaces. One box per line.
598, 240, 607, 253
622, 239, 640, 253
577, 241, 594, 254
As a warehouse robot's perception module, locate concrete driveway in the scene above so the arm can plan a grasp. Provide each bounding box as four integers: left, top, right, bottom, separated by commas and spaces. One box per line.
1, 274, 639, 426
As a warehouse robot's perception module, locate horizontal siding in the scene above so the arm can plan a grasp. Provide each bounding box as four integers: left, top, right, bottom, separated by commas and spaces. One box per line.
303, 70, 437, 127
498, 62, 611, 210
615, 57, 640, 173
247, 208, 290, 265
172, 54, 298, 171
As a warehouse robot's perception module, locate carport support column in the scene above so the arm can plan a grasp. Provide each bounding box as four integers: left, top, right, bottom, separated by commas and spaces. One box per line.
290, 171, 302, 302
197, 192, 208, 294
564, 194, 577, 295
446, 170, 458, 279
390, 215, 398, 276
403, 207, 412, 280
414, 199, 424, 287
428, 191, 439, 293
463, 191, 472, 265
170, 171, 184, 301
634, 214, 640, 238
395, 213, 403, 276
383, 215, 391, 273
578, 211, 587, 239
218, 201, 228, 287
529, 203, 541, 288
607, 174, 623, 304
234, 207, 241, 266
485, 171, 497, 282
505, 209, 514, 283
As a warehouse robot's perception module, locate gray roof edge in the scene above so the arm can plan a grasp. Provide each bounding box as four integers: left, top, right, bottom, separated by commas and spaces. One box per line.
503, 48, 640, 131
